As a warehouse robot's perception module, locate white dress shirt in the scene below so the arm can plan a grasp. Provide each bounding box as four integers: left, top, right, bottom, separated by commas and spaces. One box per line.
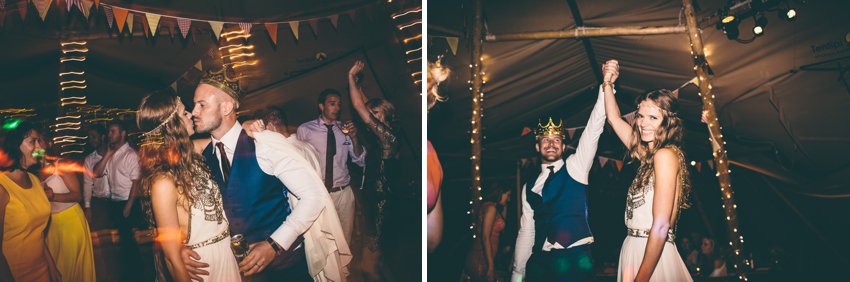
83, 151, 109, 208
296, 117, 367, 188
512, 86, 608, 280
211, 122, 324, 250
104, 143, 140, 201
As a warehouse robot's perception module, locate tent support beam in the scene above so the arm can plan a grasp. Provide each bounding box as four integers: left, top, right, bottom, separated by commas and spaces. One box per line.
468, 0, 485, 238
485, 25, 686, 42
683, 0, 749, 278
565, 0, 603, 84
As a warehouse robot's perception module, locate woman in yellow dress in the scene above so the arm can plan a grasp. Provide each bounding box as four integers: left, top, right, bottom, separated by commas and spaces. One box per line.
41, 145, 96, 281
0, 121, 60, 281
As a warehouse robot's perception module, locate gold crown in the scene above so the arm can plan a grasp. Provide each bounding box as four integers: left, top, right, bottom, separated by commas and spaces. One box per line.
199, 67, 241, 100
535, 117, 564, 138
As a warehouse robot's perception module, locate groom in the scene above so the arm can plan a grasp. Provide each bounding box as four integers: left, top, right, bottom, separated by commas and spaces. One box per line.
181, 67, 325, 281
512, 85, 607, 281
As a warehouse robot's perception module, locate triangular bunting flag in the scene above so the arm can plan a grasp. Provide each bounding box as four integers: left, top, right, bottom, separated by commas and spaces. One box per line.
239, 22, 251, 34
145, 13, 160, 36
126, 13, 133, 33
112, 6, 128, 33
624, 111, 636, 124
707, 160, 715, 170
33, 0, 50, 21
598, 157, 609, 167
520, 127, 531, 137
17, 0, 26, 21
329, 14, 339, 29
194, 60, 202, 71
614, 160, 623, 172
176, 18, 191, 38
209, 21, 223, 40
289, 21, 300, 40
103, 4, 113, 28
79, 0, 91, 19
446, 37, 459, 55
696, 162, 702, 173
170, 82, 177, 93
265, 23, 278, 45
307, 19, 318, 37
566, 128, 577, 139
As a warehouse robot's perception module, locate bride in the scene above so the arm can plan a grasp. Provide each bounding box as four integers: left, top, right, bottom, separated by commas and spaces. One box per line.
601, 60, 693, 282
136, 92, 240, 282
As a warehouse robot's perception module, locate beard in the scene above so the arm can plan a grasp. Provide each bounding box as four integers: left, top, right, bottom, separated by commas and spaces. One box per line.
194, 115, 222, 134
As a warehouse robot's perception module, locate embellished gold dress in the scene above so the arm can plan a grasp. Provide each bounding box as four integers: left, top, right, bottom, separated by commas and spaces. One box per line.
618, 146, 692, 282
364, 117, 400, 250
143, 159, 239, 282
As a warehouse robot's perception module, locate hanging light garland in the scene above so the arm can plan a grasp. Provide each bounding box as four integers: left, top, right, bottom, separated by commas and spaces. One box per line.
683, 0, 748, 280
55, 40, 89, 157
388, 5, 421, 87
220, 28, 258, 72
467, 0, 485, 238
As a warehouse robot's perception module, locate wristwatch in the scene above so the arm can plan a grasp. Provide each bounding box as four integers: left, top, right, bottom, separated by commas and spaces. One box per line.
266, 237, 284, 256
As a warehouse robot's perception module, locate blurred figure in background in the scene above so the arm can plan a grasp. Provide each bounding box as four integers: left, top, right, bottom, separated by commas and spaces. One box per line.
464, 182, 511, 281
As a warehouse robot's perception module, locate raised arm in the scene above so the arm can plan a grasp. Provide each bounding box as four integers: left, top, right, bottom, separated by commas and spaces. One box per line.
92, 147, 114, 177
601, 60, 633, 147
566, 81, 607, 184
635, 148, 679, 282
348, 60, 375, 125
150, 176, 191, 282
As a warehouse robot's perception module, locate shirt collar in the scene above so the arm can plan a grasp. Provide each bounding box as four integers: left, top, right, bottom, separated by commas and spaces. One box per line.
315, 116, 339, 128
541, 159, 564, 172
211, 122, 242, 150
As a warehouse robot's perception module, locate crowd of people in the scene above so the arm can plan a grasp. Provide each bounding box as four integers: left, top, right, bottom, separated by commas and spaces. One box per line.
0, 60, 404, 282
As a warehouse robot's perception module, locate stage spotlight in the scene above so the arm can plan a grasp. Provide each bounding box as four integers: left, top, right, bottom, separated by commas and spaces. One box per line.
720, 19, 740, 40
753, 14, 767, 36
780, 8, 796, 21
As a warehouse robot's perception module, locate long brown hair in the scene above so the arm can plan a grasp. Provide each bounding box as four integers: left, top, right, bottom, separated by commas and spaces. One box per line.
136, 92, 197, 208
627, 89, 684, 162
627, 89, 690, 209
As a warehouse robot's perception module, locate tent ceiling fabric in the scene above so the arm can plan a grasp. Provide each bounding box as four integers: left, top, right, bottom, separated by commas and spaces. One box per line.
428, 0, 850, 192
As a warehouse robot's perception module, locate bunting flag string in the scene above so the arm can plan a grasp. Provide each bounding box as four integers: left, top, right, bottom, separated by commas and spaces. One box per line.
10, 0, 369, 45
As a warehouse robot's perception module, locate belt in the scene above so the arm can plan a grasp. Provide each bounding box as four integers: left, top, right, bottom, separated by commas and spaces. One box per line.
626, 228, 676, 243
327, 185, 350, 193
187, 229, 230, 249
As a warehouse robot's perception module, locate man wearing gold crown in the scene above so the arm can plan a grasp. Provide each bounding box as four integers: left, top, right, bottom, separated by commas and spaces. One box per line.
176, 67, 349, 282
511, 84, 609, 281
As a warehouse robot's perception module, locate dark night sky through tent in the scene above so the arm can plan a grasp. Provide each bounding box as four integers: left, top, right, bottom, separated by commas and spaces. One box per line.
428, 0, 850, 281
0, 0, 422, 281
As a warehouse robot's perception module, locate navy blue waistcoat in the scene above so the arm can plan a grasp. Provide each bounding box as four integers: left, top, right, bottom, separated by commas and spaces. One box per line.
202, 130, 291, 244
525, 162, 592, 253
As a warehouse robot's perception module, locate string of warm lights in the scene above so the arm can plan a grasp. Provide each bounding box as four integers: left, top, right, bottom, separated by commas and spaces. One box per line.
56, 40, 90, 157
467, 0, 485, 239
386, 3, 421, 88
683, 0, 748, 280
220, 28, 258, 74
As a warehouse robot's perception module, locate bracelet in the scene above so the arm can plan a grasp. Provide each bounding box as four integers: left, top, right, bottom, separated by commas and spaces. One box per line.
602, 81, 615, 89
266, 237, 284, 256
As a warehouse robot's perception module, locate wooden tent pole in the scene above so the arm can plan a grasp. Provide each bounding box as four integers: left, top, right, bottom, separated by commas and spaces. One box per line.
682, 0, 749, 280
485, 25, 686, 42
468, 0, 485, 238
